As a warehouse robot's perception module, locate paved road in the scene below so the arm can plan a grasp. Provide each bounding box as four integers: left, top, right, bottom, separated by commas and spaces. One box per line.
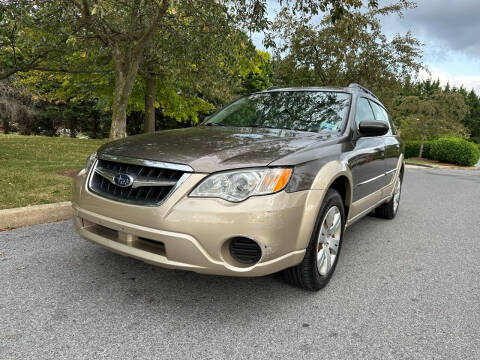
1, 168, 479, 360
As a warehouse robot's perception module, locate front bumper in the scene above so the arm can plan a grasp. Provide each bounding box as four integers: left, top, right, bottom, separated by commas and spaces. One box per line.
73, 168, 323, 276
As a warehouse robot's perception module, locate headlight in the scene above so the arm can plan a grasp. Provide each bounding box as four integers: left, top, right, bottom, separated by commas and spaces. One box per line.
85, 152, 97, 171
190, 168, 292, 202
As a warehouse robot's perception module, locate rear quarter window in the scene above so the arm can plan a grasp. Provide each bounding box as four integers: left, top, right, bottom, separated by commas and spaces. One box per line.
354, 97, 375, 127
369, 100, 396, 135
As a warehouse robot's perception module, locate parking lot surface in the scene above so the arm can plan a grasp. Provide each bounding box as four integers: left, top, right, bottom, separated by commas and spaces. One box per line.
1, 168, 479, 359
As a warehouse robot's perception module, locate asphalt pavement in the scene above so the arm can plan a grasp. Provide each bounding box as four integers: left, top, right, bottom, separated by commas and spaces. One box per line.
1, 167, 479, 360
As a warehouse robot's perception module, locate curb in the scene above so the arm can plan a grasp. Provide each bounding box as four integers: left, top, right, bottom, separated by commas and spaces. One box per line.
0, 202, 73, 230
405, 161, 436, 168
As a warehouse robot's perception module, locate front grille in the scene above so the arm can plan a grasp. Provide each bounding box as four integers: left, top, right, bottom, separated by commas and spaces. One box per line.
88, 158, 185, 206
229, 237, 262, 264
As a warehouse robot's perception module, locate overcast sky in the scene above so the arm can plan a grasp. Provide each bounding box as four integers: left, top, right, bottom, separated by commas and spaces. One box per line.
253, 0, 480, 93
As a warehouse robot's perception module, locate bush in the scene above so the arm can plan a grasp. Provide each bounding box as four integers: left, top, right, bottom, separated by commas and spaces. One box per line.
429, 137, 480, 166
404, 140, 433, 159
469, 137, 480, 145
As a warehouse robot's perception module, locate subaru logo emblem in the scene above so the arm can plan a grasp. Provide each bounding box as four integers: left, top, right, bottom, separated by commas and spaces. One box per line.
113, 173, 134, 187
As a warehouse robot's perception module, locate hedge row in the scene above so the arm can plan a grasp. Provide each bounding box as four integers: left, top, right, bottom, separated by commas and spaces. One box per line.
405, 140, 433, 159
405, 137, 480, 166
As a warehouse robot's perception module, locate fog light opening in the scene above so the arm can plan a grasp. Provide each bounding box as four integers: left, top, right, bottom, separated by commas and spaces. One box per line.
229, 237, 262, 265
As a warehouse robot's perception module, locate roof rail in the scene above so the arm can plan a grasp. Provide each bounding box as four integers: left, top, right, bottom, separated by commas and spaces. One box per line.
266, 86, 281, 91
348, 83, 378, 99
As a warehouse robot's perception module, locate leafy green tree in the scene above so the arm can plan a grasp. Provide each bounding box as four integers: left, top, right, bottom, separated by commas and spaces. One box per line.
399, 79, 480, 143
240, 51, 272, 94
14, 26, 265, 136
0, 0, 73, 79
137, 5, 260, 133
54, 0, 381, 139
464, 90, 480, 139
59, 0, 174, 139
394, 91, 468, 157
266, 1, 422, 108
2, 0, 383, 139
13, 68, 112, 137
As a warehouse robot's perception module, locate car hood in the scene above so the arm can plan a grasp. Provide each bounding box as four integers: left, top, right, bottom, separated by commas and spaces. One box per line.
98, 126, 331, 173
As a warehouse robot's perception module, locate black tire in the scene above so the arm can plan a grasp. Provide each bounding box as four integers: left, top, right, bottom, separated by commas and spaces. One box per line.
375, 176, 402, 220
283, 189, 345, 291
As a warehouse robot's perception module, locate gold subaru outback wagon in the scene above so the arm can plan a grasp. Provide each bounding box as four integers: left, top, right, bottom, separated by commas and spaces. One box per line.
73, 84, 404, 290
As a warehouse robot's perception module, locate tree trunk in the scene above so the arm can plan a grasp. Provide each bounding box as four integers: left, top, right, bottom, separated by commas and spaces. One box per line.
2, 117, 9, 134
109, 38, 159, 139
109, 42, 149, 139
109, 68, 138, 139
419, 133, 425, 158
70, 117, 77, 138
91, 116, 98, 139
418, 121, 426, 158
0, 103, 9, 134
144, 74, 156, 133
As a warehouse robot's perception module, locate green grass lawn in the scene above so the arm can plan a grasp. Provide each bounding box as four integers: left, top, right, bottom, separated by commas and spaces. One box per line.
0, 134, 106, 210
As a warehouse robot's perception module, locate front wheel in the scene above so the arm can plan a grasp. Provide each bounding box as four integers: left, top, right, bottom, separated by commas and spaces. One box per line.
375, 176, 402, 219
283, 189, 345, 291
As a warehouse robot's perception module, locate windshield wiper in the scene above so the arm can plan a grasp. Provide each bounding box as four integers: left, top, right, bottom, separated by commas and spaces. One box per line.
204, 122, 225, 126
242, 125, 283, 130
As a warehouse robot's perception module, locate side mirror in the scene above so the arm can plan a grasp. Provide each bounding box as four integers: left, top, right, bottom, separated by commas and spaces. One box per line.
358, 120, 389, 137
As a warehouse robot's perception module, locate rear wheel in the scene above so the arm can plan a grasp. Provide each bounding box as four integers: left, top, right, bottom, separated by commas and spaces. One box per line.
283, 189, 345, 291
375, 176, 402, 219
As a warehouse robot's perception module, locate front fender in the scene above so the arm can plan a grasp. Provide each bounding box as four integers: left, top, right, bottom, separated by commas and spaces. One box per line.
291, 160, 353, 251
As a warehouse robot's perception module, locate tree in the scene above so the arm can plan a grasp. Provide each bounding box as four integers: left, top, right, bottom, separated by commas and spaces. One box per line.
0, 78, 39, 134
13, 25, 265, 137
0, 0, 79, 79
67, 0, 378, 139
460, 89, 480, 140
137, 3, 260, 133
239, 51, 272, 94
11, 67, 113, 137
2, 0, 383, 139
394, 91, 469, 157
62, 0, 173, 139
265, 1, 423, 108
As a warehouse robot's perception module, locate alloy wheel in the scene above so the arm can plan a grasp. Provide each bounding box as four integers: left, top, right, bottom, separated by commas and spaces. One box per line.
316, 206, 342, 276
393, 178, 401, 213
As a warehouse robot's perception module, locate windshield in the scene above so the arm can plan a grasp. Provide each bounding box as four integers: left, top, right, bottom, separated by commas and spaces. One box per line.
204, 91, 351, 133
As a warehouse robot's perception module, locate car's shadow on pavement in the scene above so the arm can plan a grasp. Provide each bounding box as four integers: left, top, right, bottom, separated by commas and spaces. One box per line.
65, 212, 392, 320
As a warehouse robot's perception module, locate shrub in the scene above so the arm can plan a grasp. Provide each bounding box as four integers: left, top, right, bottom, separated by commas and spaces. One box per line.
429, 137, 480, 166
404, 140, 433, 159
469, 137, 480, 145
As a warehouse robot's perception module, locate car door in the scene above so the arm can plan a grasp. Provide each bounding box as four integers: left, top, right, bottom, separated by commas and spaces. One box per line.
349, 97, 386, 203
369, 100, 400, 185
